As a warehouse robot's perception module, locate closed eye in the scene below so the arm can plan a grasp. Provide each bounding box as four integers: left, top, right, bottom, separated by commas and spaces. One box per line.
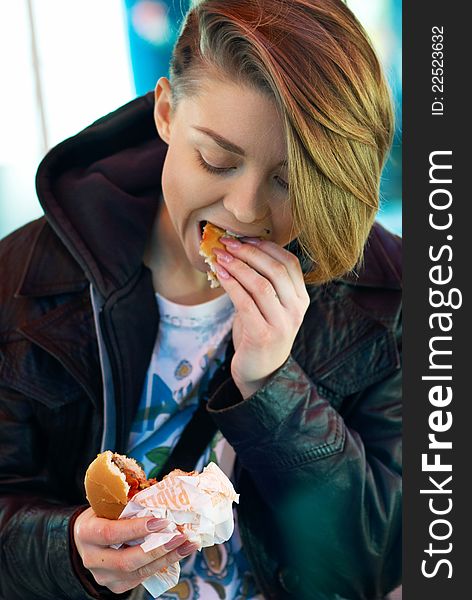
275, 176, 289, 191
195, 151, 288, 190
195, 151, 235, 174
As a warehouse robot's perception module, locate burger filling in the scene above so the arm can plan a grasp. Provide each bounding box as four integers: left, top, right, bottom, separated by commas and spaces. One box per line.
121, 468, 157, 499
110, 454, 157, 500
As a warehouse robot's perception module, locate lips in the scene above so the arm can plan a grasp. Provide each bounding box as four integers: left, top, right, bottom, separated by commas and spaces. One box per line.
198, 220, 251, 240
224, 228, 246, 238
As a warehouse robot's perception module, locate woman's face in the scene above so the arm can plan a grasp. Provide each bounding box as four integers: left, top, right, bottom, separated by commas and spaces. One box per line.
154, 74, 296, 274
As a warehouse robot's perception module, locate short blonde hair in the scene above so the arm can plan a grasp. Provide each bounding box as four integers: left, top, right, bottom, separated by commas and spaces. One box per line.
169, 0, 395, 283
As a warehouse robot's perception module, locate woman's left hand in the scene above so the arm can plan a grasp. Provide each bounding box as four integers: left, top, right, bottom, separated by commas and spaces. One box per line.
213, 236, 310, 399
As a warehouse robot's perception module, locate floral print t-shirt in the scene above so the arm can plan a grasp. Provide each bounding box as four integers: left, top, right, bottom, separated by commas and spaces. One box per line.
127, 292, 263, 600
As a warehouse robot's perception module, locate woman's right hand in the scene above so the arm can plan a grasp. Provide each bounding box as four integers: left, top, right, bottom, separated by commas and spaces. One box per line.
73, 507, 199, 595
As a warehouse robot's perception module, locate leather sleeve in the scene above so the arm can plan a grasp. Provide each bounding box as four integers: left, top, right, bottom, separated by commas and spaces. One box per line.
207, 354, 402, 599
0, 387, 129, 600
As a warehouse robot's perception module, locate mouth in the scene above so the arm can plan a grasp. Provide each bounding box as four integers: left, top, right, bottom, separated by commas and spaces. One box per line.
198, 220, 266, 240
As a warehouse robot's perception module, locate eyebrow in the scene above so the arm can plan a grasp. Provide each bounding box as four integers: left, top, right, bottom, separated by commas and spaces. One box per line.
192, 125, 288, 168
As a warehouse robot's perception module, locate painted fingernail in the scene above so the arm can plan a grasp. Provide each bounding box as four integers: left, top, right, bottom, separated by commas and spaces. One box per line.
214, 263, 230, 280
177, 541, 199, 556
213, 248, 233, 263
164, 534, 186, 550
147, 518, 170, 532
241, 237, 262, 245
220, 237, 242, 249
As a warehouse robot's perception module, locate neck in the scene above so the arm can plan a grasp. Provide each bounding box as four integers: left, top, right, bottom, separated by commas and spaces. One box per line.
144, 201, 225, 305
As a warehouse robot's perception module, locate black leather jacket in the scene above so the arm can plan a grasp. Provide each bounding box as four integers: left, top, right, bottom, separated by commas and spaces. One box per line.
0, 94, 402, 600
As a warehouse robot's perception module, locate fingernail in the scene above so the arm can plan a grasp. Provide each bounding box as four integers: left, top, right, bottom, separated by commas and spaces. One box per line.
241, 237, 262, 245
220, 237, 242, 249
164, 534, 186, 550
213, 248, 233, 263
214, 263, 230, 280
146, 518, 170, 532
177, 541, 199, 556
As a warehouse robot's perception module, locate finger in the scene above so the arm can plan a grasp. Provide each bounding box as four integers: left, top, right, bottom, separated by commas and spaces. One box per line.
217, 243, 292, 307
129, 541, 199, 582
214, 261, 277, 329
87, 569, 136, 595
214, 252, 282, 323
242, 238, 307, 298
119, 534, 188, 573
86, 533, 188, 573
222, 236, 308, 300
80, 516, 170, 546
92, 540, 200, 594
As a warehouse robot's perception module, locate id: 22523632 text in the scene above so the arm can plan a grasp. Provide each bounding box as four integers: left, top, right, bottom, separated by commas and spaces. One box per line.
431, 26, 445, 116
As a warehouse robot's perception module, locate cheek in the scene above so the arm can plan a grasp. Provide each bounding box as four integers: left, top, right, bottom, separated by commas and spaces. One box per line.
161, 152, 176, 197
162, 153, 189, 211
162, 147, 204, 198
272, 207, 295, 244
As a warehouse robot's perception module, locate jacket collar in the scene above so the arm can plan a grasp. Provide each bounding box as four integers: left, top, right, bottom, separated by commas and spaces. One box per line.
16, 219, 88, 297
339, 221, 402, 290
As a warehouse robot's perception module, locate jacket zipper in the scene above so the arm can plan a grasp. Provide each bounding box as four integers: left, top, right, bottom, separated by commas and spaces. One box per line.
90, 284, 117, 452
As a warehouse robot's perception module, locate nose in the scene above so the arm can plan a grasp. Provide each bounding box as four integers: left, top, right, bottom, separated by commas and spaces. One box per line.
223, 181, 269, 224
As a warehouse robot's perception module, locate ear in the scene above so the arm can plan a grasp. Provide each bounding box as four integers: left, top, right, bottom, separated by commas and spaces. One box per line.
153, 77, 173, 144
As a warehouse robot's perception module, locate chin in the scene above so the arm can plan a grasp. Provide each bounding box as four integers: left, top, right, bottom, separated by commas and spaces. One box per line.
185, 239, 209, 274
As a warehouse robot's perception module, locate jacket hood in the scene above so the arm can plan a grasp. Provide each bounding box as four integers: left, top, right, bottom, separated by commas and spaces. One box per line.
35, 92, 165, 298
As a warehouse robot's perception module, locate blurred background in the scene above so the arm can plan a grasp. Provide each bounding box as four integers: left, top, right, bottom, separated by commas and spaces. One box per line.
0, 0, 401, 239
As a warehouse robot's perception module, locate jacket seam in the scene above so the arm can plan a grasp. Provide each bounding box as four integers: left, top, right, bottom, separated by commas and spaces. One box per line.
13, 218, 47, 298
323, 362, 400, 398
245, 413, 346, 473
375, 228, 402, 283
4, 525, 22, 586
17, 295, 90, 332
0, 342, 83, 407
317, 329, 400, 392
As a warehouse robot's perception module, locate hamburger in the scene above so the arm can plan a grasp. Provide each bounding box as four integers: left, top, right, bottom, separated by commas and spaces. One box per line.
199, 222, 228, 288
84, 451, 159, 519
199, 221, 249, 288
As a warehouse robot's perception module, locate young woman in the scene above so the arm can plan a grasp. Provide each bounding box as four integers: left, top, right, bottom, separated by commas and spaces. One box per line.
0, 0, 401, 598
